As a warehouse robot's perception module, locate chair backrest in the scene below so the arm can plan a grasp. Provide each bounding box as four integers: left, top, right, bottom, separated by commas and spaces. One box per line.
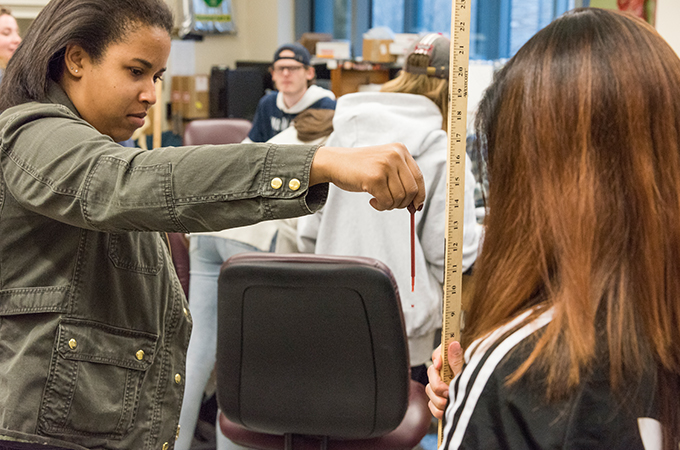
215, 253, 411, 440
183, 118, 252, 146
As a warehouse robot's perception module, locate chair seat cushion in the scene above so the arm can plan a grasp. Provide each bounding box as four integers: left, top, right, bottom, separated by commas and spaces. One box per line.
218, 380, 432, 450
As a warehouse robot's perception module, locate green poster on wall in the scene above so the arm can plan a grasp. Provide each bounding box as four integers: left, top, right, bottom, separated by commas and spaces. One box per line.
180, 0, 235, 36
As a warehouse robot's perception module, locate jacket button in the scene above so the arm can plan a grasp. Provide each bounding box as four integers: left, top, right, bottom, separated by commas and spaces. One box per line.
175, 373, 182, 384
176, 425, 181, 440
288, 178, 301, 191
136, 350, 145, 361
270, 177, 283, 189
68, 339, 77, 350
162, 442, 169, 450
183, 307, 189, 318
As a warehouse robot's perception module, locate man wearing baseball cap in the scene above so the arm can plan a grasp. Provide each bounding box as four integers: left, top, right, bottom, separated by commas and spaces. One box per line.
245, 43, 336, 143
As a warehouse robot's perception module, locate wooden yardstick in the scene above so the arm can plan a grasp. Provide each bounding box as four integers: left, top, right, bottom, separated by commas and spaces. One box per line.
439, 0, 472, 444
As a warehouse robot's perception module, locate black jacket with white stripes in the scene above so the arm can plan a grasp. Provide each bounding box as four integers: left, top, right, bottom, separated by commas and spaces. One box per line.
441, 309, 661, 450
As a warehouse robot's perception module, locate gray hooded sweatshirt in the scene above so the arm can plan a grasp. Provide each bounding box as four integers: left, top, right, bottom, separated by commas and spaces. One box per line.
297, 91, 482, 366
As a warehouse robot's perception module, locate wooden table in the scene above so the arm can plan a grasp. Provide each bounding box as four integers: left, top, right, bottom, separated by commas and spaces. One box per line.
329, 63, 393, 97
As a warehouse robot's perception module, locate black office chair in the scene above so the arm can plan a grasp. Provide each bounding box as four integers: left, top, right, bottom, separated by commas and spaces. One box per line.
215, 253, 431, 450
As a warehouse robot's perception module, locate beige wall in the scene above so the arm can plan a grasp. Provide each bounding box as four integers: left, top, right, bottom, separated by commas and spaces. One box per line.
165, 0, 294, 75
656, 0, 680, 56
161, 0, 293, 131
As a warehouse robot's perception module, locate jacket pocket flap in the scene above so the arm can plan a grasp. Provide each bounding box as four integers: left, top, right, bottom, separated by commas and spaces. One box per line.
57, 318, 158, 371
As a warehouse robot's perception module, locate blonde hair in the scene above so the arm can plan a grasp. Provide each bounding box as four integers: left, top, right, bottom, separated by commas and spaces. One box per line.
380, 52, 448, 129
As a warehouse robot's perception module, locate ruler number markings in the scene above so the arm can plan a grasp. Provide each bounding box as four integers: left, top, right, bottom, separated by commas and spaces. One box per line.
439, 0, 471, 445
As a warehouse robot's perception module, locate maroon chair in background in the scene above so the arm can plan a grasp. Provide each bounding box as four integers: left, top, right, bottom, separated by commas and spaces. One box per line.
183, 118, 252, 146
167, 232, 190, 298
215, 253, 432, 450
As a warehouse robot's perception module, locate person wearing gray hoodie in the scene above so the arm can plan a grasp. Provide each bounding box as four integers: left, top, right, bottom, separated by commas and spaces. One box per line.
297, 34, 482, 381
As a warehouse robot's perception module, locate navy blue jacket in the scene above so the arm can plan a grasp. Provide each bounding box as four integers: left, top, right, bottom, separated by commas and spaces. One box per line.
248, 89, 336, 143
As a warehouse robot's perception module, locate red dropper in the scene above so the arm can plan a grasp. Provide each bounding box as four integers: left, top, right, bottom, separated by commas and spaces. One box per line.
408, 203, 417, 291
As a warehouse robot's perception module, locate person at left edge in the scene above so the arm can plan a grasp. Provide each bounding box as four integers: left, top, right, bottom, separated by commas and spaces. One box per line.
244, 43, 336, 143
0, 1, 426, 449
0, 5, 21, 83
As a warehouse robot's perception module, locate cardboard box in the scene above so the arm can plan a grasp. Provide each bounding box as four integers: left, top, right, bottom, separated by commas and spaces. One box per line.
171, 75, 186, 120
299, 32, 333, 57
362, 39, 396, 63
389, 33, 420, 57
170, 76, 188, 135
184, 75, 210, 120
316, 40, 351, 60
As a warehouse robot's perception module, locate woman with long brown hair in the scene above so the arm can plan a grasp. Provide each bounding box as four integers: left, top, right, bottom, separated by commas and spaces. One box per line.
429, 7, 680, 450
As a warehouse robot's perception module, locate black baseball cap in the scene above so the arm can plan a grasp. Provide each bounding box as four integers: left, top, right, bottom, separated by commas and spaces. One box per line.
273, 43, 311, 66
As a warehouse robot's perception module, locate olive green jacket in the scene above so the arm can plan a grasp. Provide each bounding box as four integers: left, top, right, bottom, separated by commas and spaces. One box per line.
0, 83, 326, 450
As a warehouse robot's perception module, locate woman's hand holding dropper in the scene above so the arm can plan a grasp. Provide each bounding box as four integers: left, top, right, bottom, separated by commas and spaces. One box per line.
311, 143, 425, 211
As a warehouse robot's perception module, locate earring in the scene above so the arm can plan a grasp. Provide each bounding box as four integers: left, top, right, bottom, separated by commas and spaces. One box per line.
75, 69, 78, 73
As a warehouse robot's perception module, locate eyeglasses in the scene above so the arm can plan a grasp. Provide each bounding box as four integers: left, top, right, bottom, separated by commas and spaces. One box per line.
271, 65, 305, 74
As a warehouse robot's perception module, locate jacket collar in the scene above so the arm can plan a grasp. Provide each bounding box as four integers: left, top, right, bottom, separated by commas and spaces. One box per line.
45, 81, 81, 118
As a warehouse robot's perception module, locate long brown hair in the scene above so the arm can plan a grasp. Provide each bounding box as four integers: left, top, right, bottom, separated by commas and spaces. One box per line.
466, 8, 680, 449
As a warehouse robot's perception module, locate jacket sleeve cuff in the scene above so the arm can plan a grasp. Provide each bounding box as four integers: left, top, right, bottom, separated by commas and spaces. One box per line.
263, 143, 328, 218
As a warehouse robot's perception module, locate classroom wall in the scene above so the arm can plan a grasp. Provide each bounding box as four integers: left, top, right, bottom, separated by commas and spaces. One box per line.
160, 0, 294, 132
165, 0, 294, 75
5, 0, 678, 135
656, 0, 680, 55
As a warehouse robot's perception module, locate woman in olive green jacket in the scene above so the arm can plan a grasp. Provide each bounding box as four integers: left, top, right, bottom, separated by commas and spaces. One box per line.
0, 1, 425, 449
